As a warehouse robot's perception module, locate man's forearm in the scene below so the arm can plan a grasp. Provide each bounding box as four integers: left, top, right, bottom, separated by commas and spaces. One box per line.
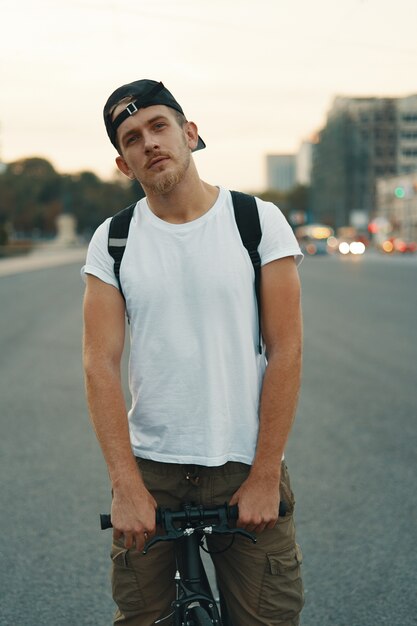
229, 346, 302, 531
251, 346, 302, 480
84, 364, 142, 488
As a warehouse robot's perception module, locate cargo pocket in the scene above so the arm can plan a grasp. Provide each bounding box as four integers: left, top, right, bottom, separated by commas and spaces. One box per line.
258, 543, 304, 621
111, 544, 146, 612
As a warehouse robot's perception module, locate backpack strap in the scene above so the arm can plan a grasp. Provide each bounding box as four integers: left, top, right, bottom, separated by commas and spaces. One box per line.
108, 202, 136, 298
231, 191, 263, 354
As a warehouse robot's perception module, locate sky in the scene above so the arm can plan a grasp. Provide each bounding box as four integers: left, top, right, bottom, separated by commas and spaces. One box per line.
1, 0, 417, 192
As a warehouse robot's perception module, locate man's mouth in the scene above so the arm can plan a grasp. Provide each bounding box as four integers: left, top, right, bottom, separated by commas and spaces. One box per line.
147, 156, 169, 169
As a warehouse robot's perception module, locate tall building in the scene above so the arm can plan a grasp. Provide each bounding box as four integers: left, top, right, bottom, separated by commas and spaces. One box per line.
296, 140, 313, 186
310, 95, 417, 228
397, 95, 417, 175
266, 154, 296, 192
376, 173, 417, 242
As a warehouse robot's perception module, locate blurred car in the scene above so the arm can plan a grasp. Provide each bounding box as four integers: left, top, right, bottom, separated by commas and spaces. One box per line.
336, 226, 367, 256
303, 239, 329, 255
295, 224, 334, 256
379, 237, 417, 254
338, 240, 366, 255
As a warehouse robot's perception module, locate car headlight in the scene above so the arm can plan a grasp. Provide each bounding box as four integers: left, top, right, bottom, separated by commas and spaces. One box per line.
339, 242, 350, 255
350, 241, 365, 255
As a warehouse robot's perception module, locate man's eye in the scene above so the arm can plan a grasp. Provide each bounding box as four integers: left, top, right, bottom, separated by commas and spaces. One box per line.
154, 123, 166, 130
126, 135, 138, 145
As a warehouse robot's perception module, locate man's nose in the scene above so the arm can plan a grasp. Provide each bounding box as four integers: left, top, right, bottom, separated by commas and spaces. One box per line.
144, 132, 159, 153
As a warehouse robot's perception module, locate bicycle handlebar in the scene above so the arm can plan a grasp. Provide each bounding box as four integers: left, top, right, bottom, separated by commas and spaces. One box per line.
100, 500, 287, 531
101, 501, 288, 553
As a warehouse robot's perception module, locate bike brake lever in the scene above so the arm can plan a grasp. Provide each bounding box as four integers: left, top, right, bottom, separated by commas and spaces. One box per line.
210, 526, 256, 543
142, 530, 184, 554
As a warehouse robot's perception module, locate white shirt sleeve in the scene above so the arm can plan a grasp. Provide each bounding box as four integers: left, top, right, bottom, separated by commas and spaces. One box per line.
256, 198, 303, 267
80, 218, 120, 289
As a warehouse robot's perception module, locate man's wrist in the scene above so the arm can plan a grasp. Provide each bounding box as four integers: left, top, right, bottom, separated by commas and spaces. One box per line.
249, 459, 282, 483
110, 462, 144, 491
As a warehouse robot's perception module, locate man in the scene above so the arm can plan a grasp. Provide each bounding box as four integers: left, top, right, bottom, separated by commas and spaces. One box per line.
82, 79, 304, 625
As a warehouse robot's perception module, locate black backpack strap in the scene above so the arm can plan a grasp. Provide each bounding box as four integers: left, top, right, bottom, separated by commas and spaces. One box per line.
231, 191, 263, 354
108, 202, 136, 298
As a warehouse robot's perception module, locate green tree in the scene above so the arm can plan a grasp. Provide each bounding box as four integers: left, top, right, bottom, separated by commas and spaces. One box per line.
0, 157, 144, 239
0, 157, 62, 236
249, 186, 310, 220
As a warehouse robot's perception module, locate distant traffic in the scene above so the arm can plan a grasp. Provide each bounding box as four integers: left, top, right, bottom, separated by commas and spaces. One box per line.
295, 222, 416, 257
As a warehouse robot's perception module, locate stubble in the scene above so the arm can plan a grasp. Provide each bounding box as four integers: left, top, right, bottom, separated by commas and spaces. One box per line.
145, 135, 191, 196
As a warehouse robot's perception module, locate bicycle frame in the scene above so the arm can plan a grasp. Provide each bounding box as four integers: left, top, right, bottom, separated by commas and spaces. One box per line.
162, 529, 222, 625
152, 503, 256, 625
101, 501, 287, 625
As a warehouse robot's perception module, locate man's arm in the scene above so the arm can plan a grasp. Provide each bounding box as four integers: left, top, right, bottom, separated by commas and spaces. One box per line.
230, 256, 302, 532
83, 274, 156, 550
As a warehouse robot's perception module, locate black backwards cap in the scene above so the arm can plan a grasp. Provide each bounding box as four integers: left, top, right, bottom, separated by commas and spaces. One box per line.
103, 79, 206, 152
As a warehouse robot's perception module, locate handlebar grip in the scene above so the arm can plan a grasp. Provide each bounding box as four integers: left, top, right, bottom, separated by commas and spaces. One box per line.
155, 508, 163, 526
100, 514, 113, 530
279, 500, 287, 517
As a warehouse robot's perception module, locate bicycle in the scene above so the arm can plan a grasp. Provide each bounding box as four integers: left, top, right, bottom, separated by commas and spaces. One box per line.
100, 501, 287, 626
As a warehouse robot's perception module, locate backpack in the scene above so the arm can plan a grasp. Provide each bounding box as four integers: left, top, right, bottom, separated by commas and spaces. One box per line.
108, 191, 263, 353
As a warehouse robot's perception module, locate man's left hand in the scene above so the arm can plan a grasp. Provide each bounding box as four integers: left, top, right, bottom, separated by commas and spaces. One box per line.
229, 471, 281, 534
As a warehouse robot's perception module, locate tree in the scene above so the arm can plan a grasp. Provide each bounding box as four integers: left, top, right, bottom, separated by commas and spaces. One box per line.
0, 157, 143, 239
0, 157, 62, 236
249, 186, 310, 220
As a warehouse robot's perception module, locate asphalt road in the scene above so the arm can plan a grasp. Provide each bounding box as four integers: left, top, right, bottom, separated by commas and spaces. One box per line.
0, 252, 416, 625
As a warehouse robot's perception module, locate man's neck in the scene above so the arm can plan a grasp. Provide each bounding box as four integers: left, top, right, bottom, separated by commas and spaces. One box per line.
144, 167, 219, 224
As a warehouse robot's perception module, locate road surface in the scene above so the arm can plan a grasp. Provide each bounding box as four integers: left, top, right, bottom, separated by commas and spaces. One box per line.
0, 252, 416, 625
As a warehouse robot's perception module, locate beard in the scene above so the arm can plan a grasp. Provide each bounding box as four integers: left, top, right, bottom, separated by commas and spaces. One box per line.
149, 162, 189, 195
143, 136, 191, 196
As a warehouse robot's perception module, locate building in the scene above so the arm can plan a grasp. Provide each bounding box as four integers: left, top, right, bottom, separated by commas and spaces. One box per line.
266, 144, 313, 192
310, 94, 417, 228
296, 140, 313, 186
397, 95, 417, 175
375, 172, 417, 243
266, 154, 296, 192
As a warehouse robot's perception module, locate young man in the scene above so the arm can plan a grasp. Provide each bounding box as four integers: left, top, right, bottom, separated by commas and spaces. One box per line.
82, 79, 304, 625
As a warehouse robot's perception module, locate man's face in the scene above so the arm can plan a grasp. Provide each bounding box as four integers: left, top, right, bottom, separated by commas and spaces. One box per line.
114, 104, 197, 195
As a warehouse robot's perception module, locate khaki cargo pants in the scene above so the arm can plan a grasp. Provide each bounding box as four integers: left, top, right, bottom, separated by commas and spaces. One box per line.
111, 459, 304, 625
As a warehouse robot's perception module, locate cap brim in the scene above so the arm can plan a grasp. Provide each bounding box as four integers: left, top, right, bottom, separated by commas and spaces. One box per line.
194, 135, 206, 152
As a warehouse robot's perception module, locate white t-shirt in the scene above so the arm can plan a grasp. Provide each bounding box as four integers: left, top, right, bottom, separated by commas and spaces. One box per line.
82, 187, 302, 466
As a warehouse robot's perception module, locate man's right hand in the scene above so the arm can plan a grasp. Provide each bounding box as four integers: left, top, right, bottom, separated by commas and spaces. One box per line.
111, 482, 157, 551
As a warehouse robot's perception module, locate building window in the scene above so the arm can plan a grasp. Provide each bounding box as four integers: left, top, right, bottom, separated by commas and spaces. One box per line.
401, 131, 417, 139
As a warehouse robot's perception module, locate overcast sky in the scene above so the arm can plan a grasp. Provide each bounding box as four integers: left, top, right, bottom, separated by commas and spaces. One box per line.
1, 0, 416, 191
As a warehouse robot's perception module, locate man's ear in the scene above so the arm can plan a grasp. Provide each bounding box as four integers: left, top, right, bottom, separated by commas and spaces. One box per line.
185, 121, 199, 151
116, 155, 135, 180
